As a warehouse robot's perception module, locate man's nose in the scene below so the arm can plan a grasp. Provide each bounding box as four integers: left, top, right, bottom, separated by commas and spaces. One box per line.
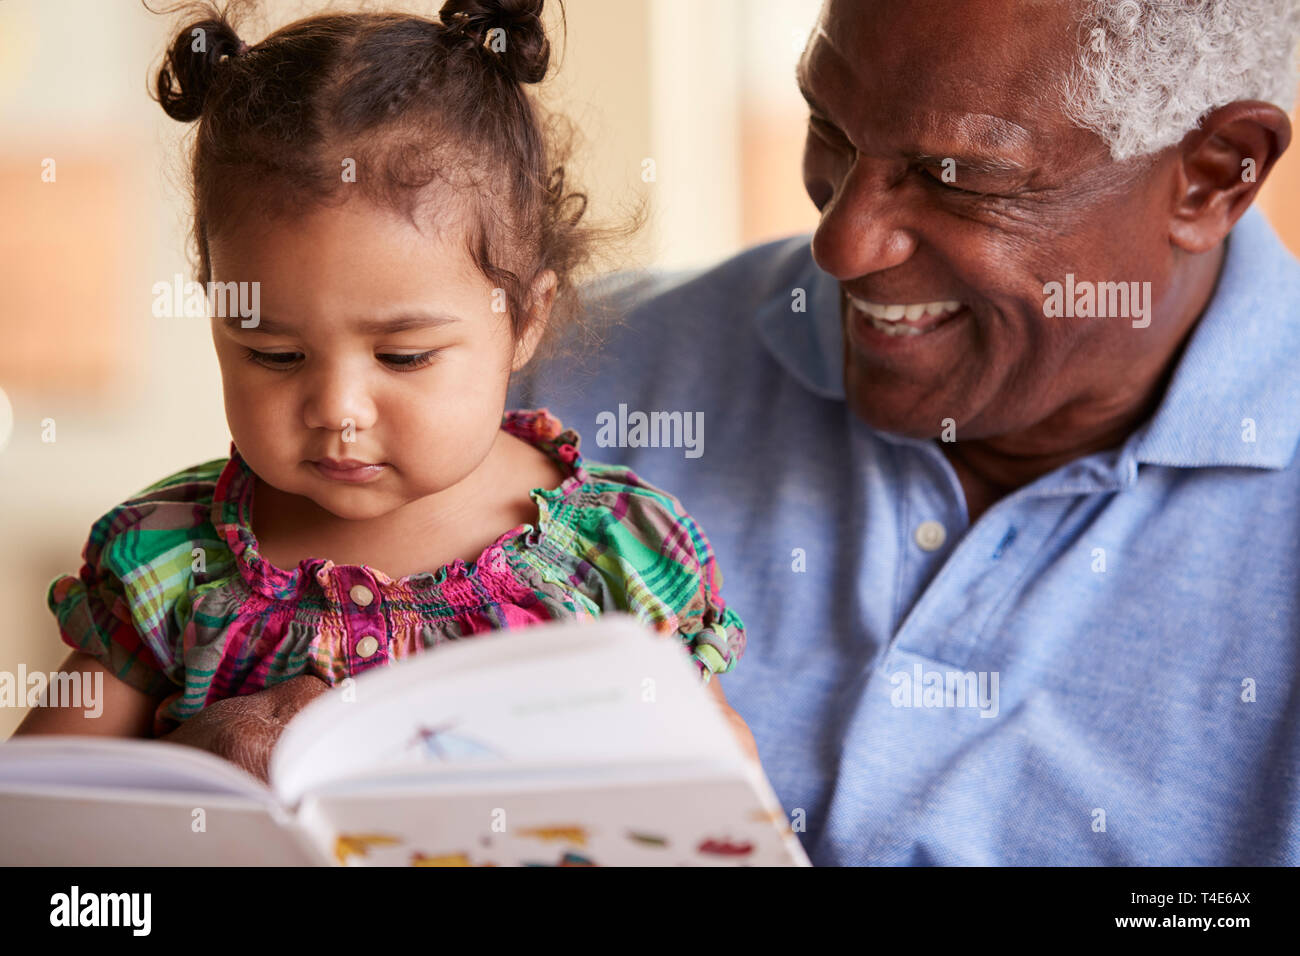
810, 159, 918, 281
301, 359, 378, 435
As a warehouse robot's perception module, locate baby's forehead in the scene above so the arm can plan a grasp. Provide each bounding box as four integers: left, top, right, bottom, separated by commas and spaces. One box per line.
207, 186, 483, 265
206, 208, 496, 321
216, 307, 467, 339
211, 171, 476, 235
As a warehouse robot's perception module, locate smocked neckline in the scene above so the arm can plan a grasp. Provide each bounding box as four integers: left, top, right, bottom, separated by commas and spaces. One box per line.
210, 408, 589, 600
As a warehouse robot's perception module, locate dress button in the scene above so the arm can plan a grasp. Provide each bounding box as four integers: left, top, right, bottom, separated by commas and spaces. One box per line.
349, 584, 374, 607
356, 635, 379, 658
914, 520, 947, 551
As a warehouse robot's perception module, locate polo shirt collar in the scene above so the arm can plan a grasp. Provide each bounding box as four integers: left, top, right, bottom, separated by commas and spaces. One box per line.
753, 241, 845, 401
1128, 205, 1300, 470
753, 205, 1300, 472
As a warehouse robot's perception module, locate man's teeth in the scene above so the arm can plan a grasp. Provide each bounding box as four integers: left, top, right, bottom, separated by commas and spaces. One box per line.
870, 319, 922, 336
849, 296, 964, 322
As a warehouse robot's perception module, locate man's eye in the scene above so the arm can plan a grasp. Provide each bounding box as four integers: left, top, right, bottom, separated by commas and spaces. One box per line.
916, 164, 983, 196
243, 348, 301, 368
379, 350, 441, 371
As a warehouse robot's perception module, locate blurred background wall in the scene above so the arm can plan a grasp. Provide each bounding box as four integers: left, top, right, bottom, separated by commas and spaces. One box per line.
0, 0, 1297, 736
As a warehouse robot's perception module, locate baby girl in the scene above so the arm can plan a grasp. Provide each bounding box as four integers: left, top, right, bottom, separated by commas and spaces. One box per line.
16, 0, 754, 769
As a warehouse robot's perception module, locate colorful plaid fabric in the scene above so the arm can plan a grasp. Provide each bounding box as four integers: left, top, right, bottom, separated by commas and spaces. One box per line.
47, 408, 746, 736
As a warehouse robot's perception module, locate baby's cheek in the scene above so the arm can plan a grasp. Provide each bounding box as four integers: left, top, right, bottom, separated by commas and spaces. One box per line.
391, 396, 500, 478
225, 381, 284, 434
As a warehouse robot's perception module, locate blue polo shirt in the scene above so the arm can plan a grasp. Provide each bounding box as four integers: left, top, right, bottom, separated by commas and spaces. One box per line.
509, 205, 1300, 865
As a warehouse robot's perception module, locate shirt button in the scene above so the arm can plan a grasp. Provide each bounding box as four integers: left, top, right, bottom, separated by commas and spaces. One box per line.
914, 520, 947, 551
349, 584, 374, 607
356, 635, 379, 658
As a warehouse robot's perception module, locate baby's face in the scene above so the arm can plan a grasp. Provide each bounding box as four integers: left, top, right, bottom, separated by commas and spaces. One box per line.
209, 194, 547, 521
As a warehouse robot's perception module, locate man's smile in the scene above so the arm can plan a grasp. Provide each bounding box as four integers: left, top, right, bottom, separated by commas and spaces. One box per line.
844, 291, 973, 347
846, 293, 967, 336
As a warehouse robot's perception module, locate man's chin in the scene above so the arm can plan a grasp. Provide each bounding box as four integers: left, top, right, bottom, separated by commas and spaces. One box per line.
842, 375, 949, 441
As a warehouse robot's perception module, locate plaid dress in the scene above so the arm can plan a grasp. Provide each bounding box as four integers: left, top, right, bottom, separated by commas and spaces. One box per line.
47, 408, 745, 737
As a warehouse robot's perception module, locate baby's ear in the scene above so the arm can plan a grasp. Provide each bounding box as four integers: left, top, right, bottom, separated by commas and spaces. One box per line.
511, 269, 558, 371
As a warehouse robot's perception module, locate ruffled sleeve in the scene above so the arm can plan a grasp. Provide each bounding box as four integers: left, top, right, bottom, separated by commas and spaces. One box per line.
559, 465, 747, 681
47, 492, 208, 699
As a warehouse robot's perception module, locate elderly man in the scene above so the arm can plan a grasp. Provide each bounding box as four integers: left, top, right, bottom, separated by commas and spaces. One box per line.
509, 0, 1300, 865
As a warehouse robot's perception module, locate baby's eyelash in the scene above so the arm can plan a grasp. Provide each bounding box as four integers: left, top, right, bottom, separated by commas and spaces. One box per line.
243, 347, 301, 368
378, 350, 441, 371
241, 348, 442, 371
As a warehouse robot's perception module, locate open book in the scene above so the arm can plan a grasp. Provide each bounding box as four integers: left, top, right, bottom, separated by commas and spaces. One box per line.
0, 615, 810, 866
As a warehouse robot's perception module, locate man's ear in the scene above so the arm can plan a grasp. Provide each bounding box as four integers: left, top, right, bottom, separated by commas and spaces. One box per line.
511, 269, 558, 372
1169, 100, 1292, 254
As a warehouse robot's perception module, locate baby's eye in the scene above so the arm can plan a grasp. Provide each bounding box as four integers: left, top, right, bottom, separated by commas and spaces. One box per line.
379, 350, 441, 371
243, 348, 302, 368
240, 348, 443, 371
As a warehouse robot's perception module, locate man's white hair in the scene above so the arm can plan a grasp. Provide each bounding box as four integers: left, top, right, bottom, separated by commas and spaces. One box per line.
1064, 0, 1300, 161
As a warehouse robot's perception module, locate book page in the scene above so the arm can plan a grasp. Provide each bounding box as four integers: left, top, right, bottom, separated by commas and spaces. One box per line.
267, 616, 809, 866
270, 615, 747, 804
299, 762, 811, 867
0, 784, 323, 865
0, 736, 277, 799
0, 737, 312, 865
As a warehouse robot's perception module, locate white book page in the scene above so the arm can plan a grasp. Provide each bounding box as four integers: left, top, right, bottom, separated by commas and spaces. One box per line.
0, 736, 279, 802
0, 736, 310, 865
270, 615, 746, 806
0, 784, 318, 865
296, 761, 810, 867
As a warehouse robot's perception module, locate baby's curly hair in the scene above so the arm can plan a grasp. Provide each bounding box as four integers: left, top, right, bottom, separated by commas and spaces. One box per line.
149, 0, 632, 361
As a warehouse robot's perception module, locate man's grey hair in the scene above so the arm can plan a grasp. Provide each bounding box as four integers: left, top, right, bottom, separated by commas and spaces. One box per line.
1064, 0, 1300, 161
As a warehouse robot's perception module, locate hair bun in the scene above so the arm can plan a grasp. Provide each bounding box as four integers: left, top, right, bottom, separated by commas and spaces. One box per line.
439, 0, 550, 84
156, 17, 246, 122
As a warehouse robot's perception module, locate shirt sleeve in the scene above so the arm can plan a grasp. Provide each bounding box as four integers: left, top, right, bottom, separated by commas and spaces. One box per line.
573, 469, 747, 682
46, 505, 186, 699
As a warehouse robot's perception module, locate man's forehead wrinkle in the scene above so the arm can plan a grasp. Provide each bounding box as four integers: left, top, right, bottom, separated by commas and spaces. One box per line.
813, 7, 1039, 128
929, 111, 1035, 155
802, 41, 1037, 163
807, 0, 1079, 158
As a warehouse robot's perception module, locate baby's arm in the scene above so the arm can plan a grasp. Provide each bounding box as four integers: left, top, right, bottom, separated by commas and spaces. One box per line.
10, 649, 163, 739
10, 646, 332, 783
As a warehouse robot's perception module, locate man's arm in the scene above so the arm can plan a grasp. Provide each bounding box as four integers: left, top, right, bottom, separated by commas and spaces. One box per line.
156, 675, 331, 783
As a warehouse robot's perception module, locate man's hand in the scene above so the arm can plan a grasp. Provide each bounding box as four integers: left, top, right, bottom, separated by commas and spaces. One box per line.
158, 674, 331, 784
707, 677, 760, 763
